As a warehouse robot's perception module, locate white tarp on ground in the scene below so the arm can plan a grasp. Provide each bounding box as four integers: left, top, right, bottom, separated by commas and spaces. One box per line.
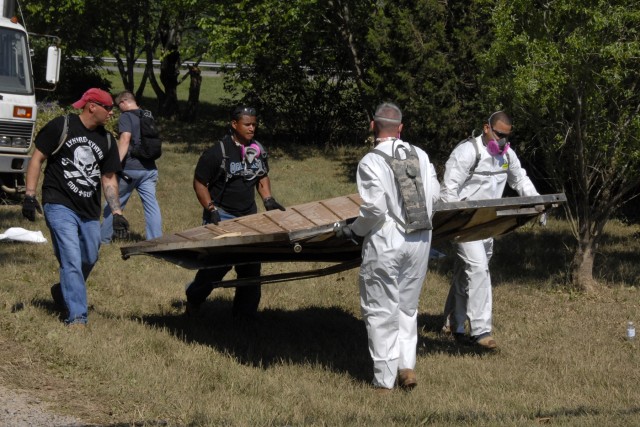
0, 227, 47, 243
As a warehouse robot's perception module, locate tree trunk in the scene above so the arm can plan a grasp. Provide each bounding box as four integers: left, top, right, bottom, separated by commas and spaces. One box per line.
569, 241, 596, 292
158, 49, 180, 117
182, 65, 202, 122
326, 0, 373, 122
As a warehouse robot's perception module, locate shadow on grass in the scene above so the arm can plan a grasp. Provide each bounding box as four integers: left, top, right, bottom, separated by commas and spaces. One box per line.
138, 299, 372, 383
427, 229, 573, 288
154, 98, 371, 164
130, 296, 502, 383
428, 226, 631, 287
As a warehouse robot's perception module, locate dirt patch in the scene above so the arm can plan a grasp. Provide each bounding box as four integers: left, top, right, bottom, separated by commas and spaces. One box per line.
0, 334, 91, 426
0, 383, 88, 426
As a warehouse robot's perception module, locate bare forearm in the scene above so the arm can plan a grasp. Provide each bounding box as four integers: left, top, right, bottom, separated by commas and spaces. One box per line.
102, 175, 123, 214
118, 133, 131, 162
193, 177, 211, 208
25, 150, 46, 196
257, 176, 272, 200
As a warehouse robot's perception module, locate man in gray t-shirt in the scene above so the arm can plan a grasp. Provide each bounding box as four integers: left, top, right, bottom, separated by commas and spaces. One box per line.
100, 90, 162, 243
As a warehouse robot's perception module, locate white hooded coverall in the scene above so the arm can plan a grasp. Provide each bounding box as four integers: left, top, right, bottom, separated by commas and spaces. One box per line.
440, 135, 539, 337
351, 138, 440, 389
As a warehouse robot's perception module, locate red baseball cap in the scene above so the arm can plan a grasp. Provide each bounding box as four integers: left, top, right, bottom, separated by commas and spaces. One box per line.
71, 88, 113, 109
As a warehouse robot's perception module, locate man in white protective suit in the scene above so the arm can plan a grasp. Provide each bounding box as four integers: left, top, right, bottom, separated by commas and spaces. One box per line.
338, 102, 440, 392
440, 111, 543, 350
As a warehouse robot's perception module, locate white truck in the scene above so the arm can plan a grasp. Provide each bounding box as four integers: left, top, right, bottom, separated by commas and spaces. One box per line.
0, 0, 60, 197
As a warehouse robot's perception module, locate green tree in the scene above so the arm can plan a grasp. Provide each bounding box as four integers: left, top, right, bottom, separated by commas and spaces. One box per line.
486, 0, 640, 290
98, 0, 212, 118
364, 0, 493, 160
200, 0, 493, 150
21, 0, 111, 101
200, 0, 374, 145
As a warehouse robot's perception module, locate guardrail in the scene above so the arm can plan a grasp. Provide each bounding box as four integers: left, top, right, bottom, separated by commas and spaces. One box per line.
72, 56, 235, 71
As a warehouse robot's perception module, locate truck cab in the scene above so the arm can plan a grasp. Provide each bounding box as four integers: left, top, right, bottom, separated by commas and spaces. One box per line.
0, 0, 60, 197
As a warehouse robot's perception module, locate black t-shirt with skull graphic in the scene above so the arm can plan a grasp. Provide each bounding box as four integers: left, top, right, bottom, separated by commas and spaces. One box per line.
35, 114, 122, 220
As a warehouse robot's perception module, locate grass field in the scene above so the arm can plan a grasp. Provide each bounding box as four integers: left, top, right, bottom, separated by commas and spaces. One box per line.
0, 75, 639, 426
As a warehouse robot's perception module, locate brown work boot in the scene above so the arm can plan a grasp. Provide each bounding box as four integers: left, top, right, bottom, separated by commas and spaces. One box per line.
473, 334, 497, 350
398, 369, 418, 390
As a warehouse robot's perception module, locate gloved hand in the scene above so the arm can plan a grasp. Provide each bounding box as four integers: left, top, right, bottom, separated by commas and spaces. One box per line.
22, 195, 42, 222
534, 204, 546, 226
263, 197, 285, 211
112, 213, 130, 240
335, 224, 362, 245
538, 212, 548, 227
207, 207, 221, 225
335, 224, 355, 240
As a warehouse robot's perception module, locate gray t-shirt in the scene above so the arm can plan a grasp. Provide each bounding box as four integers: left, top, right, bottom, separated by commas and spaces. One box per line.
119, 109, 157, 171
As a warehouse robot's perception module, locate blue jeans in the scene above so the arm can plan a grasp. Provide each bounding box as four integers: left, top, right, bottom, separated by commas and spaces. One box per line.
44, 203, 101, 325
100, 168, 162, 243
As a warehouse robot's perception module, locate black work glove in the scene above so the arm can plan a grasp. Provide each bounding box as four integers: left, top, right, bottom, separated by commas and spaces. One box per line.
263, 197, 285, 211
207, 207, 221, 225
335, 224, 362, 245
112, 213, 130, 240
22, 195, 42, 222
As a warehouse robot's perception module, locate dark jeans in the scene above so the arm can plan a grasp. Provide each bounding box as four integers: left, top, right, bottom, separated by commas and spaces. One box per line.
188, 207, 261, 316
187, 263, 262, 317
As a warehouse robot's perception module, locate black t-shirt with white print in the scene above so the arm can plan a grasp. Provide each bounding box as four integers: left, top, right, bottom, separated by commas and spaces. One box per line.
35, 114, 122, 220
194, 133, 270, 217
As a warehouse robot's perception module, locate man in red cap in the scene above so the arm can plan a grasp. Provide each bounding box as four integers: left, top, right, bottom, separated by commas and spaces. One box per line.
22, 88, 129, 328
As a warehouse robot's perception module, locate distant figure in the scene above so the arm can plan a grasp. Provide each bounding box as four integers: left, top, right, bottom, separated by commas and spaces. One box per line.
100, 91, 162, 243
22, 88, 129, 327
185, 106, 286, 319
337, 102, 440, 392
440, 111, 543, 349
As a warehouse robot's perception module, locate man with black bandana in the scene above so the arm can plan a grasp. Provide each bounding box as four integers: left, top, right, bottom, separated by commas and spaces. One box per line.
185, 106, 285, 319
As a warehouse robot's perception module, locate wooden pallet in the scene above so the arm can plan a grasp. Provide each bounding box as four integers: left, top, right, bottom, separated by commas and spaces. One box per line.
120, 193, 566, 274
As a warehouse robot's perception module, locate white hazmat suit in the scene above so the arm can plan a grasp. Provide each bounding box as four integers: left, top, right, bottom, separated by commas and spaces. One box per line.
351, 138, 440, 389
440, 135, 539, 338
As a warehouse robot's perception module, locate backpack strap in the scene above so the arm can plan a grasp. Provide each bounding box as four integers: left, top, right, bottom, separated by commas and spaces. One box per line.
210, 139, 230, 187
218, 139, 230, 183
49, 114, 112, 157
455, 136, 480, 183
50, 114, 69, 156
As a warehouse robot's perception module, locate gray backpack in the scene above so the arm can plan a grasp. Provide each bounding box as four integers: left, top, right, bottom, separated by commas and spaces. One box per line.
371, 142, 433, 232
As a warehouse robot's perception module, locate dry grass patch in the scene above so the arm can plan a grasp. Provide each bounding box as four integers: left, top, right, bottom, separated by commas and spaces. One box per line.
1, 138, 640, 425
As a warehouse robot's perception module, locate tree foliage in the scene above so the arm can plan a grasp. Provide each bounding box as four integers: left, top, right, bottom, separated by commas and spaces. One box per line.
22, 0, 212, 118
200, 0, 493, 152
363, 0, 493, 160
200, 0, 372, 146
95, 0, 212, 118
486, 0, 640, 289
21, 0, 111, 102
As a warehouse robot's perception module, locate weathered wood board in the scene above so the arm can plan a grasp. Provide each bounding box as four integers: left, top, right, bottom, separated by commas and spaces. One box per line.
120, 193, 566, 272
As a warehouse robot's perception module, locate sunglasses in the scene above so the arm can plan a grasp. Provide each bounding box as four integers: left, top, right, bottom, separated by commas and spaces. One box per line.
491, 127, 510, 140
232, 107, 256, 119
91, 101, 114, 112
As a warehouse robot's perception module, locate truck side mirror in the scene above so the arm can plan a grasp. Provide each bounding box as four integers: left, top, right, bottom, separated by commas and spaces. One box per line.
45, 46, 61, 84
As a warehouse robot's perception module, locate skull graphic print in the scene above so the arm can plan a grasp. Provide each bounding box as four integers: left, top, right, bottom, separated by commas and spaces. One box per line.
62, 143, 102, 195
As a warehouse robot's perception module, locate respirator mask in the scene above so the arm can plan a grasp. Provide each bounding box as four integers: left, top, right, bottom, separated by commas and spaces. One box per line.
486, 118, 510, 156
242, 143, 261, 164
